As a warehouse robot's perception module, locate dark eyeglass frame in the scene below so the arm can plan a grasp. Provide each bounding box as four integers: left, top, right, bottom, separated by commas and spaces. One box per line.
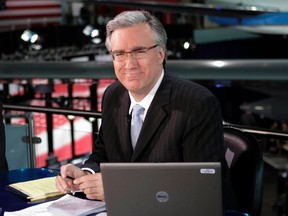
110, 45, 158, 61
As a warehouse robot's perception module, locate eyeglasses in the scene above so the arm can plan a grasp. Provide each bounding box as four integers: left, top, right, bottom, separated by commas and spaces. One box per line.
110, 45, 158, 62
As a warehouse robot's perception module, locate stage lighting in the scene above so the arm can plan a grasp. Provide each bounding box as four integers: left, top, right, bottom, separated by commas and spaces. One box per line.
82, 25, 99, 38
20, 29, 42, 50
91, 37, 102, 44
82, 25, 102, 44
21, 30, 39, 44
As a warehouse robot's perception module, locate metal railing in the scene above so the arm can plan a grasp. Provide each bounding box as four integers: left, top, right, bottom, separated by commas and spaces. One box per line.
3, 103, 102, 168
3, 104, 288, 169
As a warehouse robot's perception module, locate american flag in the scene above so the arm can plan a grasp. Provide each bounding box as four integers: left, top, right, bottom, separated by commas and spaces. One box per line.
0, 0, 62, 31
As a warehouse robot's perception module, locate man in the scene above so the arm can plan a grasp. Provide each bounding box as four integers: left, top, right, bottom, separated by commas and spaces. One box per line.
56, 10, 237, 209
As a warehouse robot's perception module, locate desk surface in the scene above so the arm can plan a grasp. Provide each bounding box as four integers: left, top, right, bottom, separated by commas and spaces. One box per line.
0, 168, 56, 215
0, 168, 248, 216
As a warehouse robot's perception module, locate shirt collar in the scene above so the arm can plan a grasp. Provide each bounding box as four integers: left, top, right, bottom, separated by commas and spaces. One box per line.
129, 70, 164, 119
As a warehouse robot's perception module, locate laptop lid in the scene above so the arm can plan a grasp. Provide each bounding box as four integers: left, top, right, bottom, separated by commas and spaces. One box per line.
101, 162, 223, 216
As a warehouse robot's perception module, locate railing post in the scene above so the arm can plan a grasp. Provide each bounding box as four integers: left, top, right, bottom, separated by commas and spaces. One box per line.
45, 83, 58, 167
68, 83, 76, 158
90, 82, 98, 144
26, 112, 36, 168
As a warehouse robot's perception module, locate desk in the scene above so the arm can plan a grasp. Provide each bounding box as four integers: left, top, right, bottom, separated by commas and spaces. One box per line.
0, 168, 248, 216
0, 168, 56, 216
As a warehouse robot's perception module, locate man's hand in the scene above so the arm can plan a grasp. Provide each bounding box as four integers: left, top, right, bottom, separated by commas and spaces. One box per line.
74, 173, 104, 201
55, 163, 86, 194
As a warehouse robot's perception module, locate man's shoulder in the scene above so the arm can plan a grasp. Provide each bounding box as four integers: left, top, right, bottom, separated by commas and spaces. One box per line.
105, 80, 126, 93
104, 81, 127, 102
165, 74, 213, 97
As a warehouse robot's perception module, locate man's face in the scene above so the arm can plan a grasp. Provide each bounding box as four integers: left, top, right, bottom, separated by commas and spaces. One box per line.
109, 23, 165, 101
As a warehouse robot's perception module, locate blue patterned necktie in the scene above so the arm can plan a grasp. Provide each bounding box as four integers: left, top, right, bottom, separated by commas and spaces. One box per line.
131, 104, 144, 149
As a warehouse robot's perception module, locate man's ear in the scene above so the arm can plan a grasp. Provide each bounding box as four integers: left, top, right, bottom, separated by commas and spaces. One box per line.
158, 47, 166, 65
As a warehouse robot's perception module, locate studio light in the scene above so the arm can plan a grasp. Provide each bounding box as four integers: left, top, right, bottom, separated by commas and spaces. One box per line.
91, 37, 102, 44
82, 25, 102, 44
183, 41, 190, 49
21, 30, 39, 44
20, 29, 42, 50
82, 25, 99, 38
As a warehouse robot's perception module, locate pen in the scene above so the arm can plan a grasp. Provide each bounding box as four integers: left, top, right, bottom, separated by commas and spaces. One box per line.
48, 169, 84, 194
48, 169, 74, 180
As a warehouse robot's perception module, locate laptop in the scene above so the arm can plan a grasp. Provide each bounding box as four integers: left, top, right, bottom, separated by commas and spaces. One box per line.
100, 162, 223, 216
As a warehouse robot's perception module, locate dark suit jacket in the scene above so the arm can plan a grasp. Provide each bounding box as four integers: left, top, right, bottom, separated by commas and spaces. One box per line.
84, 74, 237, 209
85, 74, 225, 166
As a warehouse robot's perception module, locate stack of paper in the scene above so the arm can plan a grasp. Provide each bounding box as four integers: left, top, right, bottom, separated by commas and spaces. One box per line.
6, 176, 64, 202
4, 194, 106, 216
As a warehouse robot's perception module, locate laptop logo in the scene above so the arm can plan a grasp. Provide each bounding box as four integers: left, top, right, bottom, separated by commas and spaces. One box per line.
156, 191, 169, 202
200, 168, 216, 174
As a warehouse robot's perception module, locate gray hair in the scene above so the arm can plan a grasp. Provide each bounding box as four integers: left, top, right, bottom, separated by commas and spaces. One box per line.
105, 10, 167, 52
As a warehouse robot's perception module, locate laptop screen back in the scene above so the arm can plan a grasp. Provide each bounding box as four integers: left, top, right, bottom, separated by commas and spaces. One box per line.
101, 162, 223, 216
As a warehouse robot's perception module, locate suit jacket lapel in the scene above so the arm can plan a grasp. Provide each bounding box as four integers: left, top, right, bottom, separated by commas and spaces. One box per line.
132, 76, 172, 161
117, 91, 133, 161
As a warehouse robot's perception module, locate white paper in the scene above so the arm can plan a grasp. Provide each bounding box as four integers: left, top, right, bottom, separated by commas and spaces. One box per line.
4, 194, 106, 216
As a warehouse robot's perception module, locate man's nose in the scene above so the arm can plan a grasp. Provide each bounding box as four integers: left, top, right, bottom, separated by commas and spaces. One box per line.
124, 53, 137, 66
125, 52, 135, 60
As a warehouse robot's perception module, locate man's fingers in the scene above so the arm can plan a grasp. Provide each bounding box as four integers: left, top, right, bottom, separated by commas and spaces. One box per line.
56, 175, 78, 193
55, 175, 68, 193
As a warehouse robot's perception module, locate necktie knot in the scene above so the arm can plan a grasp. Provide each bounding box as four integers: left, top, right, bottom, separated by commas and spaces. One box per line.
132, 104, 144, 117
131, 104, 144, 149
